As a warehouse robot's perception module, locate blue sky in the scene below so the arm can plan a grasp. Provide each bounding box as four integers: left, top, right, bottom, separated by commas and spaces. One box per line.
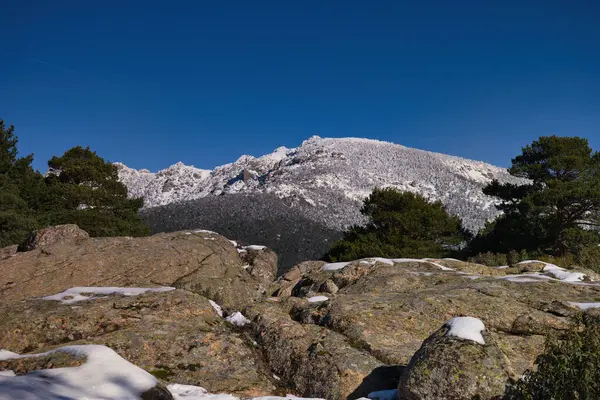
1, 0, 598, 172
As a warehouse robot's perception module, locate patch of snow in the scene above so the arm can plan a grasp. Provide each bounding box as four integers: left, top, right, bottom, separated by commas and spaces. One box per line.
226, 312, 251, 327
209, 300, 223, 317
323, 257, 455, 272
322, 261, 350, 271
362, 257, 395, 266
460, 274, 481, 280
195, 229, 217, 234
229, 240, 238, 247
444, 316, 486, 345
0, 350, 19, 360
367, 389, 399, 400
168, 384, 238, 400
307, 296, 329, 303
0, 345, 157, 399
167, 384, 324, 400
245, 245, 267, 251
0, 371, 15, 377
39, 286, 175, 304
568, 302, 600, 310
542, 263, 585, 282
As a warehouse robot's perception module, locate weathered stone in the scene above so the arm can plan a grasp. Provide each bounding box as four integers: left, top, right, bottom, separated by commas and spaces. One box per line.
0, 228, 274, 309
398, 318, 512, 400
0, 244, 17, 261
245, 301, 396, 400
0, 351, 85, 375
320, 279, 339, 294
18, 224, 89, 252
0, 289, 276, 397
239, 246, 278, 285
141, 384, 174, 400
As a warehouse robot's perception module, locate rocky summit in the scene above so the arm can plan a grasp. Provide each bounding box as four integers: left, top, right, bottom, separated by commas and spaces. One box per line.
2, 225, 600, 399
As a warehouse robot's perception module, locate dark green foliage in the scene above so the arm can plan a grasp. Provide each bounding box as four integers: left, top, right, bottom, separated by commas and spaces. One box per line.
42, 146, 149, 237
576, 246, 600, 274
0, 120, 149, 248
325, 188, 469, 262
505, 315, 600, 400
470, 136, 600, 256
0, 120, 40, 247
468, 252, 508, 267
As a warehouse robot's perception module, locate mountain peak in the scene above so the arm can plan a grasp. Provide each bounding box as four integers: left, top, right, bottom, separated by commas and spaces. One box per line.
117, 136, 524, 231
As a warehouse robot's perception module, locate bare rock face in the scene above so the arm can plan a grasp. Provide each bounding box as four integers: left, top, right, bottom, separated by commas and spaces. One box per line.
398, 317, 512, 400
0, 227, 277, 309
0, 244, 17, 261
0, 289, 276, 397
18, 224, 89, 252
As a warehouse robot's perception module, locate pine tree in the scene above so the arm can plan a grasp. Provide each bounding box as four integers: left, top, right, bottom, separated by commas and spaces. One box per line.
325, 188, 468, 261
42, 146, 149, 237
0, 120, 39, 247
471, 136, 600, 256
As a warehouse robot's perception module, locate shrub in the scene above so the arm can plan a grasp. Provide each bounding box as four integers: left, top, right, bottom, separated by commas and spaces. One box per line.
325, 188, 469, 262
577, 246, 600, 273
505, 315, 600, 399
468, 252, 508, 267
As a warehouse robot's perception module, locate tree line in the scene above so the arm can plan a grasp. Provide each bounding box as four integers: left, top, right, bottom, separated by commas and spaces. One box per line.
326, 135, 600, 271
0, 119, 148, 248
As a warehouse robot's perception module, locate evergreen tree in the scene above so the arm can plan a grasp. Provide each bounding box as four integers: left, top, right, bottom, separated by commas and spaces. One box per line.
42, 146, 150, 237
325, 188, 468, 261
0, 120, 40, 247
470, 136, 600, 256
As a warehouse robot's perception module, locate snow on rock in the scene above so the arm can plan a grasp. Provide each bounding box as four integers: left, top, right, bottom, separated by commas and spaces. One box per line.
444, 317, 486, 345
322, 258, 454, 272
39, 286, 175, 304
568, 302, 600, 310
209, 300, 224, 317
307, 296, 329, 303
0, 350, 18, 359
0, 345, 158, 400
244, 245, 267, 251
542, 263, 585, 282
194, 229, 217, 234
322, 261, 350, 271
167, 384, 325, 400
168, 384, 238, 400
226, 312, 251, 327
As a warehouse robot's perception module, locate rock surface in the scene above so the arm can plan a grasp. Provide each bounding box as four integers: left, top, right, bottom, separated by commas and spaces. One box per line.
398, 317, 512, 400
0, 228, 276, 309
18, 224, 89, 251
3, 227, 600, 399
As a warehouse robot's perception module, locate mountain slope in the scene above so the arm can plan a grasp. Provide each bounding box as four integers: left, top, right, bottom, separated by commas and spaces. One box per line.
117, 136, 525, 270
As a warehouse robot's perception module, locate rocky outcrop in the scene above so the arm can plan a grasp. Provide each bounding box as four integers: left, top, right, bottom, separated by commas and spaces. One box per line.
0, 289, 276, 397
3, 226, 600, 399
0, 227, 276, 309
398, 317, 512, 400
18, 224, 89, 251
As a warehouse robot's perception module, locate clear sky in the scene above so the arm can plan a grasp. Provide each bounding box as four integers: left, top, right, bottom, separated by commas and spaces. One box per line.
1, 0, 598, 172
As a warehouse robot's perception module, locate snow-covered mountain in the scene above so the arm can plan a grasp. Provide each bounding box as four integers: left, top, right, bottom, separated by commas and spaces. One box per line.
117, 135, 522, 232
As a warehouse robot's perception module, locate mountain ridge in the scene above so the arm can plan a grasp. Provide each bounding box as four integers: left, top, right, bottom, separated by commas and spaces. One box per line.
117, 135, 523, 231
117, 136, 526, 270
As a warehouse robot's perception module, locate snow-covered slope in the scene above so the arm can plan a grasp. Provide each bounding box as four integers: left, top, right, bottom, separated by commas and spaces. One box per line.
117, 136, 523, 232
